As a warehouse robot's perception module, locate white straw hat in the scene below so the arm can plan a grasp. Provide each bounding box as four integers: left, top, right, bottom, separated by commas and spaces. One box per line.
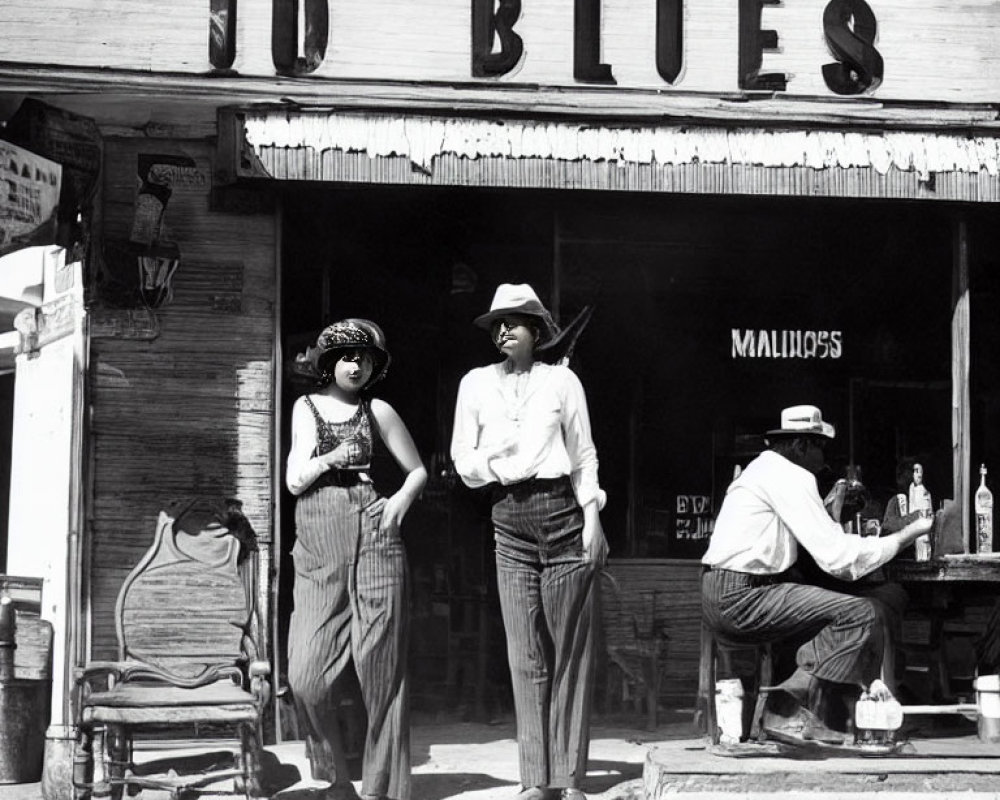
766, 405, 836, 439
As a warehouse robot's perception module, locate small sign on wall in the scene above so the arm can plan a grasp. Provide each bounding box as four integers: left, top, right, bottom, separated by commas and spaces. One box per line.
0, 141, 61, 258
668, 493, 714, 558
675, 494, 714, 541
731, 328, 843, 359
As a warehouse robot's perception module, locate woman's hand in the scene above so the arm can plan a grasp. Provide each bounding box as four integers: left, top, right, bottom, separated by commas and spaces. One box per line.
318, 439, 361, 470
582, 505, 609, 567
367, 494, 408, 537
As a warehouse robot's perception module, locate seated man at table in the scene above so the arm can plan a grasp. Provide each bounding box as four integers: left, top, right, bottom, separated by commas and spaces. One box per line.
702, 405, 932, 745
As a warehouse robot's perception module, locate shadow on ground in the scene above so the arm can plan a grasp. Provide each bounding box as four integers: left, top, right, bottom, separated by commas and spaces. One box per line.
128, 750, 304, 797
582, 759, 645, 794
411, 773, 517, 800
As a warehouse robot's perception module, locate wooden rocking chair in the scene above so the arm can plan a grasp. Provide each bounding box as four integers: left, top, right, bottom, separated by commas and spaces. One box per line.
73, 498, 271, 799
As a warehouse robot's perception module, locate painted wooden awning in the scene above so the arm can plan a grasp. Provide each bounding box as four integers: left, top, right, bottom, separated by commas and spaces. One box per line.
231, 109, 1000, 203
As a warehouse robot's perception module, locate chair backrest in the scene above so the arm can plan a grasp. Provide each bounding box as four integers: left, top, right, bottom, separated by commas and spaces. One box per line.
600, 573, 666, 651
116, 500, 258, 679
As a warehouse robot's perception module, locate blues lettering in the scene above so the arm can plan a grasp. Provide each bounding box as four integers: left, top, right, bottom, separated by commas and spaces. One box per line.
655, 0, 683, 84
738, 0, 787, 91
272, 0, 329, 76
209, 0, 237, 71
471, 0, 524, 77
822, 0, 883, 95
574, 0, 615, 83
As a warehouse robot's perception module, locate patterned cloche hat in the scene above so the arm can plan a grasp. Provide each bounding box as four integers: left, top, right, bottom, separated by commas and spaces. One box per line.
311, 318, 391, 388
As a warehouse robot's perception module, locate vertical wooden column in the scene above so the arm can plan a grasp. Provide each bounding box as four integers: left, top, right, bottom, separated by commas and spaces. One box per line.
270, 194, 285, 743
952, 216, 971, 553
551, 208, 562, 323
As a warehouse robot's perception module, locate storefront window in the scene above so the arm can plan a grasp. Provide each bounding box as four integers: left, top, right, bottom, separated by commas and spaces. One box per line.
282, 188, 955, 570
557, 197, 953, 558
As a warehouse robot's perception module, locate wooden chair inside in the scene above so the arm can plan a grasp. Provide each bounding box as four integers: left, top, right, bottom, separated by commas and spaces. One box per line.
73, 498, 270, 800
601, 576, 670, 730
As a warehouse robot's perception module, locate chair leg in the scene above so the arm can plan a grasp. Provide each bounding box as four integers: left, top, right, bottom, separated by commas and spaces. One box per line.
93, 728, 108, 792
72, 727, 94, 800
698, 623, 720, 745
236, 722, 265, 799
105, 725, 130, 800
750, 644, 773, 742
641, 643, 660, 730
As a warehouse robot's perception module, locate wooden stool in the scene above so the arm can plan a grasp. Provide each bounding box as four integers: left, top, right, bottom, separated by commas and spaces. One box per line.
697, 620, 774, 744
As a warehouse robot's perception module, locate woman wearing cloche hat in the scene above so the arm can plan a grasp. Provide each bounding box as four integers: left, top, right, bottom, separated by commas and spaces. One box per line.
451, 284, 606, 800
286, 318, 426, 800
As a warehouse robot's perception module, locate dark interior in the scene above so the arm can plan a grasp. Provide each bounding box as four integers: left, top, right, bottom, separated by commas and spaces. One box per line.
277, 184, 998, 715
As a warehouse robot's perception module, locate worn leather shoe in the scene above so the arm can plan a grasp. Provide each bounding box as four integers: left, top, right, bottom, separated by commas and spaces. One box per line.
762, 706, 850, 746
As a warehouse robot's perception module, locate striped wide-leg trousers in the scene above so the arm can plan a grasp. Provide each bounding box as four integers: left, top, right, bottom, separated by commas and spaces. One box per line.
702, 567, 882, 686
288, 482, 410, 800
492, 477, 598, 791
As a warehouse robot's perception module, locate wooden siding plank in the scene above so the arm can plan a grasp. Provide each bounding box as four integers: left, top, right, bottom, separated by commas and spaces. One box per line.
3, 0, 1000, 103
603, 560, 702, 708
88, 139, 276, 662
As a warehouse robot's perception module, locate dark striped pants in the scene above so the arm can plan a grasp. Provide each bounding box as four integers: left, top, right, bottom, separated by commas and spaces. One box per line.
492, 476, 597, 791
288, 482, 410, 800
702, 567, 882, 685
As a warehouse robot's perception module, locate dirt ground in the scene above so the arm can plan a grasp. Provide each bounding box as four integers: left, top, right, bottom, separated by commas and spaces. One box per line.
269, 717, 680, 800
0, 715, 686, 800
4, 712, 999, 800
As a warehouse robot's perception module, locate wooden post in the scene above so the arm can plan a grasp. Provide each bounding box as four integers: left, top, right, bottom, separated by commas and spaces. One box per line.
270, 195, 285, 743
551, 209, 561, 323
626, 379, 641, 557
952, 217, 971, 553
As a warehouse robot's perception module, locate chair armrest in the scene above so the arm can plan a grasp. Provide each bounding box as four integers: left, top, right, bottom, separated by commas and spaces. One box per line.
248, 660, 271, 678
74, 660, 146, 688
117, 662, 244, 688
73, 660, 146, 724
248, 660, 271, 707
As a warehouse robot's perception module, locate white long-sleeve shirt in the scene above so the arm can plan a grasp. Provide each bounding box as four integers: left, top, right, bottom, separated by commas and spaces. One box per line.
702, 450, 895, 581
450, 362, 605, 510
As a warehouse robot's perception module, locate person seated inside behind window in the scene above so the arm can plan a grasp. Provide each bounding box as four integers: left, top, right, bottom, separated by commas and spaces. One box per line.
701, 405, 932, 746
884, 458, 932, 533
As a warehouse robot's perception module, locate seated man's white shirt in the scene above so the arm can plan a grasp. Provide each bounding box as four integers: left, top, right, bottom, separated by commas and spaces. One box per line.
703, 450, 896, 581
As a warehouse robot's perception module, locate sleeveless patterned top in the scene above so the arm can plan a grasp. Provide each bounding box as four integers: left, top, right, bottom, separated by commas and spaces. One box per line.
304, 395, 375, 470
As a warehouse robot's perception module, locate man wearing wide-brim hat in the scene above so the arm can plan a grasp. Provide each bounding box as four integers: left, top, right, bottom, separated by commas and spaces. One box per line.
701, 405, 933, 746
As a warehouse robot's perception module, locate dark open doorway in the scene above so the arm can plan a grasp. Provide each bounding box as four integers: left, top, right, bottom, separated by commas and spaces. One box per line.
276, 183, 957, 720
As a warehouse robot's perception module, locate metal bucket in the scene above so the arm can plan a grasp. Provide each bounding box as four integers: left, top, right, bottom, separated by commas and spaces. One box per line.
0, 678, 46, 783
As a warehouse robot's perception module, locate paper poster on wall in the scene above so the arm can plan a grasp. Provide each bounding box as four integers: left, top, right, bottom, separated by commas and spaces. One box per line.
0, 141, 62, 258
669, 493, 714, 558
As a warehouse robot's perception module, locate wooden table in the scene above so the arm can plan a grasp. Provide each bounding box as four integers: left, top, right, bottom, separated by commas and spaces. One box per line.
885, 554, 1000, 583
884, 555, 1000, 704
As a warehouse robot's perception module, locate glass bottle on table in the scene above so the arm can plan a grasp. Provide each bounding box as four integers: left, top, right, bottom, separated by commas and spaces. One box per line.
975, 463, 994, 555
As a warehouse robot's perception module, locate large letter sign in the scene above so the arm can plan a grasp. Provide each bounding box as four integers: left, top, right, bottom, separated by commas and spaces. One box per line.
471, 0, 524, 77
822, 0, 884, 94
272, 0, 329, 76
656, 0, 684, 85
574, 0, 615, 83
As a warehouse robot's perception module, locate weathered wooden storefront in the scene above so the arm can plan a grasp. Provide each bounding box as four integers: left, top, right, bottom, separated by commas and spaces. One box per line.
1, 0, 1000, 770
